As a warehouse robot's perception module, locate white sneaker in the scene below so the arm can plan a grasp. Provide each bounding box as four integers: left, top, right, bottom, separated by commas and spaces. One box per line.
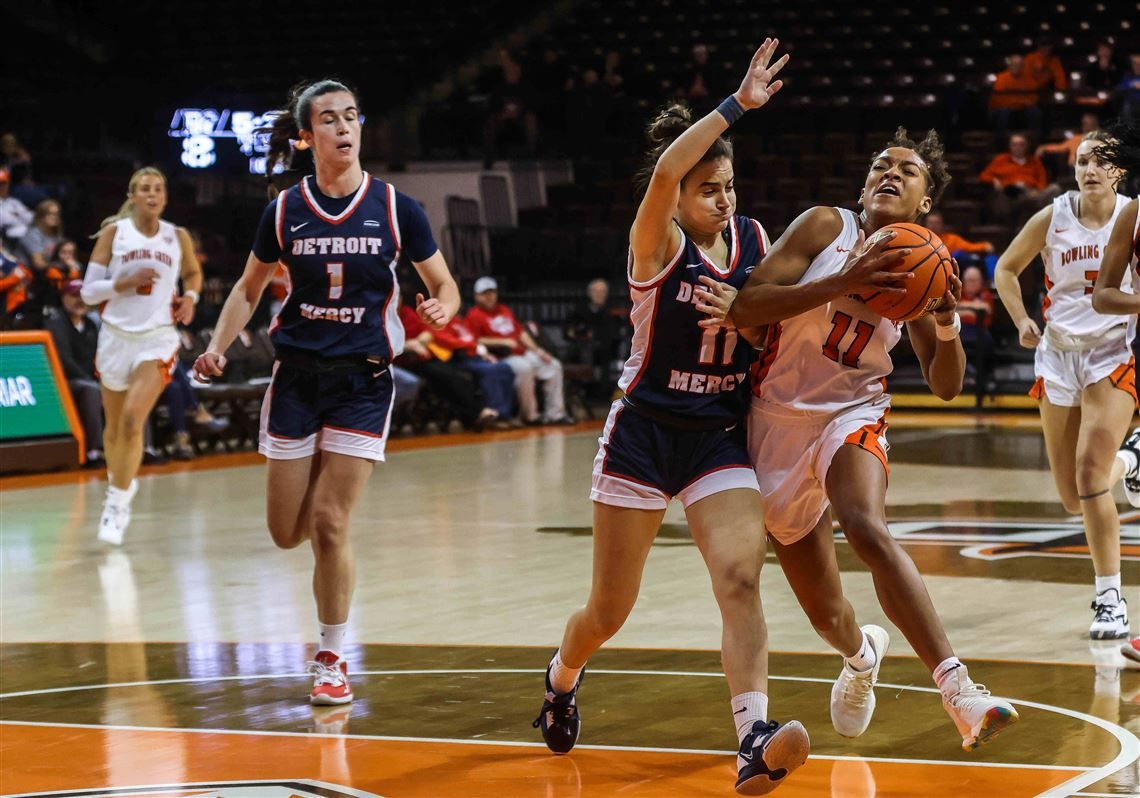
831, 624, 890, 738
1090, 589, 1130, 640
97, 480, 137, 545
941, 667, 1019, 751
1119, 429, 1140, 508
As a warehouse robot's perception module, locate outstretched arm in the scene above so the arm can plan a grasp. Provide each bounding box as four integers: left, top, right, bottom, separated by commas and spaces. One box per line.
1092, 199, 1140, 316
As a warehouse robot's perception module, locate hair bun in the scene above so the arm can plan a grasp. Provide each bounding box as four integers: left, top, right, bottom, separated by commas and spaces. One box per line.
646, 103, 693, 146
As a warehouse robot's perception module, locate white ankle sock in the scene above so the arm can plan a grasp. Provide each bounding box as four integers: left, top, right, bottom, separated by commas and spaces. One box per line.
319, 622, 348, 658
1095, 574, 1121, 598
106, 483, 133, 507
933, 657, 966, 699
844, 631, 877, 672
1117, 448, 1138, 476
731, 691, 769, 743
549, 650, 583, 694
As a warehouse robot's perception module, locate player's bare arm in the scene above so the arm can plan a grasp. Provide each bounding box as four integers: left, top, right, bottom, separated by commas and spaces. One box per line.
994, 204, 1052, 348
1092, 198, 1140, 316
907, 262, 965, 401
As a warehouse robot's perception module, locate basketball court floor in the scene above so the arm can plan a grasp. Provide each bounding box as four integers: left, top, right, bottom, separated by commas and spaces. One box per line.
1, 414, 1138, 797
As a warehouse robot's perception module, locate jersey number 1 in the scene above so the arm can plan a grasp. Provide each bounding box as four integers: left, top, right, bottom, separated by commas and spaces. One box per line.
822, 310, 874, 368
326, 263, 344, 300
699, 327, 739, 366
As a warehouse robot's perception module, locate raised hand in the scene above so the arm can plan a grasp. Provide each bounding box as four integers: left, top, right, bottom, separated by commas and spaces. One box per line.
734, 38, 790, 111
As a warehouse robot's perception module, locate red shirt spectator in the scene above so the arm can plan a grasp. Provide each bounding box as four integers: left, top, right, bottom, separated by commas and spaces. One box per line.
979, 135, 1048, 190
957, 266, 995, 329
989, 55, 1039, 111
432, 317, 480, 357
1025, 39, 1067, 91
466, 298, 528, 355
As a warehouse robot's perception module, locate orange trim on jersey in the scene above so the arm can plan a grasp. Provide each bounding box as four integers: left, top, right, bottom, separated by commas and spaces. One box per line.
750, 323, 782, 398
1109, 357, 1138, 407
299, 173, 371, 225
1028, 376, 1045, 400
0, 331, 86, 463
158, 354, 177, 388
844, 408, 890, 476
1042, 274, 1054, 321
322, 423, 383, 439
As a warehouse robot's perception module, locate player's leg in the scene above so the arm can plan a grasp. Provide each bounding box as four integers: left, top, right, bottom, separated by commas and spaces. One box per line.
1076, 375, 1135, 639
1038, 396, 1082, 515
265, 454, 320, 549
535, 501, 662, 753
768, 513, 889, 738
97, 362, 166, 544
826, 443, 1018, 750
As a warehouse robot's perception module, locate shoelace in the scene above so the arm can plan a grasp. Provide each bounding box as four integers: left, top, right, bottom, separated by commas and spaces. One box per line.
307, 659, 345, 687
840, 668, 874, 708
740, 719, 780, 755
532, 692, 577, 728
949, 681, 992, 708
1091, 600, 1122, 624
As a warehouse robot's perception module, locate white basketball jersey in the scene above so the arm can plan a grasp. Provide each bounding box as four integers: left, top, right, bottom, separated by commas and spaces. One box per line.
752, 208, 901, 414
101, 218, 182, 333
1042, 191, 1133, 339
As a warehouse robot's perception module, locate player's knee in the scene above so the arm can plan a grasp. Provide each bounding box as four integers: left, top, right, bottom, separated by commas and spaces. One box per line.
837, 510, 894, 565
804, 600, 847, 636
311, 509, 349, 552
585, 598, 632, 639
267, 518, 306, 550
117, 407, 148, 438
1074, 457, 1108, 499
712, 561, 760, 605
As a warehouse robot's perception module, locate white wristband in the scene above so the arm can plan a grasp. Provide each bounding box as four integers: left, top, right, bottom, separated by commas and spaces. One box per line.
935, 312, 961, 341
184, 290, 200, 305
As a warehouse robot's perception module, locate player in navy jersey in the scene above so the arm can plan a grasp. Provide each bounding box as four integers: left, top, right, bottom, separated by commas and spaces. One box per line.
533, 41, 808, 796
194, 79, 459, 705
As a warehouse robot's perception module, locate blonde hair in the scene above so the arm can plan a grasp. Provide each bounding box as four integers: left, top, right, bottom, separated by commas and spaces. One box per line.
96, 166, 166, 233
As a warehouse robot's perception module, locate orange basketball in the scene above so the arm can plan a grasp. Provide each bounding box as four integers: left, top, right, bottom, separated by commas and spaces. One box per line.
860, 223, 953, 323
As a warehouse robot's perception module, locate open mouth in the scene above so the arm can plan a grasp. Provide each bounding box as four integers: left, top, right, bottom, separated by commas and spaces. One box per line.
336, 142, 352, 154
875, 183, 901, 197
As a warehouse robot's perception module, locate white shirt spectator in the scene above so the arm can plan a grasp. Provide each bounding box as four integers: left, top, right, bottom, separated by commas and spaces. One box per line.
0, 195, 33, 244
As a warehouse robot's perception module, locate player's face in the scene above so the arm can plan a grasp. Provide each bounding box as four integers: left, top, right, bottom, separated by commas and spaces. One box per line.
678, 156, 735, 236
1075, 140, 1121, 196
304, 91, 361, 168
130, 175, 167, 219
860, 147, 932, 223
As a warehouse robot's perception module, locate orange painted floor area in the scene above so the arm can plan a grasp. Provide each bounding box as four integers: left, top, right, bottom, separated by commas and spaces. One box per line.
0, 724, 1080, 797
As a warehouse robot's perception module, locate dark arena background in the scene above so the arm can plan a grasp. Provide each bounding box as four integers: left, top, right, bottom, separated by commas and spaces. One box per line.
1, 2, 1139, 797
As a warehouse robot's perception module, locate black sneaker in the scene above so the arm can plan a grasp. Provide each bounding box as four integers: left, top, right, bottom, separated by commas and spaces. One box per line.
735, 719, 810, 796
1120, 428, 1140, 508
532, 660, 583, 754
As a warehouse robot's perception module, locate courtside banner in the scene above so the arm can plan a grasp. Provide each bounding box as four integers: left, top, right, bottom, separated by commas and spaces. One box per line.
0, 331, 84, 458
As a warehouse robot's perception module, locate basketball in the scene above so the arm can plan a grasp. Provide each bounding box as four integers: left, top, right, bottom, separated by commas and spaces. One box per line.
861, 223, 954, 323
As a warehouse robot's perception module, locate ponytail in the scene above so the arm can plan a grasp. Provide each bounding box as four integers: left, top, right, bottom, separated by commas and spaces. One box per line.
261, 78, 357, 199
93, 166, 165, 237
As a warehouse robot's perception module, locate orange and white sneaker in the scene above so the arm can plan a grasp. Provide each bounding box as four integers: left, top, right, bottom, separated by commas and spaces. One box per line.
308, 650, 353, 705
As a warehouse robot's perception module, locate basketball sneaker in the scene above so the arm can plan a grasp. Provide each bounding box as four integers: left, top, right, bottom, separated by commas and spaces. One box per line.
941, 668, 1019, 751
310, 703, 353, 734
735, 719, 810, 796
308, 650, 353, 705
97, 480, 138, 545
532, 660, 583, 754
1118, 428, 1140, 508
1123, 637, 1140, 665
1090, 589, 1130, 640
831, 624, 890, 738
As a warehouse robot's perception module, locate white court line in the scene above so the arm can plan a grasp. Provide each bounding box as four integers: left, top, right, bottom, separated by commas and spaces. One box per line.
2, 667, 1133, 792
0, 720, 1087, 773
4, 779, 385, 798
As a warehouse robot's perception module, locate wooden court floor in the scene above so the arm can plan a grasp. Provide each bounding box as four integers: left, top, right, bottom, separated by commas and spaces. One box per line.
1, 414, 1138, 797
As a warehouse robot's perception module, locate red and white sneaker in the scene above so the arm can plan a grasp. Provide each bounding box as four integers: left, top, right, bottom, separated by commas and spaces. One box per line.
1122, 637, 1140, 666
308, 650, 353, 705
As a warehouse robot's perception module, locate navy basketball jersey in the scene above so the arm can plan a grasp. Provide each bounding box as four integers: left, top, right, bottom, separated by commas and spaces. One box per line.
270, 173, 404, 360
619, 215, 767, 422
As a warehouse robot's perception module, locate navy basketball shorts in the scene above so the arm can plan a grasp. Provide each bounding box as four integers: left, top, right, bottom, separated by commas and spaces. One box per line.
259, 361, 395, 462
590, 399, 759, 510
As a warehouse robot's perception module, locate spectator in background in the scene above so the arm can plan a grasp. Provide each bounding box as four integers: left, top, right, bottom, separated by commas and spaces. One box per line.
0, 133, 46, 209
0, 168, 33, 246
1085, 40, 1123, 94
426, 306, 518, 428
35, 239, 83, 311
955, 265, 996, 364
467, 276, 574, 425
0, 245, 32, 325
1036, 112, 1100, 168
484, 49, 538, 160
565, 278, 623, 397
683, 43, 720, 114
989, 54, 1042, 140
1117, 54, 1140, 121
44, 279, 104, 466
160, 362, 231, 460
16, 199, 63, 272
399, 298, 506, 430
979, 132, 1061, 225
925, 211, 997, 278
1025, 36, 1067, 92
